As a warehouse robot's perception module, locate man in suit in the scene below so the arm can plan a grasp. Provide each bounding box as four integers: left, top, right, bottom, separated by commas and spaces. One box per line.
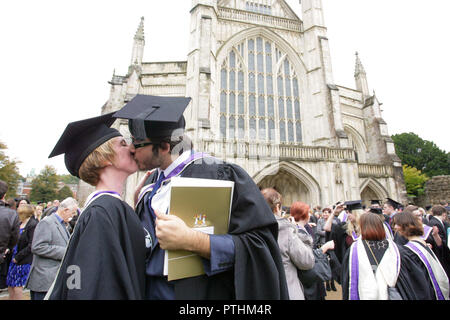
0, 180, 20, 290
25, 197, 78, 300
41, 199, 60, 220
428, 205, 448, 246
427, 205, 450, 279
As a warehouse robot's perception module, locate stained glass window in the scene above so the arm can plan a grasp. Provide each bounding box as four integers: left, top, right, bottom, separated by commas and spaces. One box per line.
219, 38, 302, 143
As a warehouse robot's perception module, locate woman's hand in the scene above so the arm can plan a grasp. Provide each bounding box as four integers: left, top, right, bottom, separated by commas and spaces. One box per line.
134, 170, 154, 208
321, 240, 335, 254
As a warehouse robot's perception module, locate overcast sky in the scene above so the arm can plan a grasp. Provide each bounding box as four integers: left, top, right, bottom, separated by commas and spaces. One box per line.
1, 0, 449, 177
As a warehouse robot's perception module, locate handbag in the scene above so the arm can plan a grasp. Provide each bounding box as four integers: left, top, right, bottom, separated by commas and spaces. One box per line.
387, 286, 403, 300
298, 248, 332, 287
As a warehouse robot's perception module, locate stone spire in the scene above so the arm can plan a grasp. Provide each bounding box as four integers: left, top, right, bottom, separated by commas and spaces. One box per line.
134, 16, 145, 42
354, 52, 366, 77
354, 52, 369, 97
130, 17, 145, 66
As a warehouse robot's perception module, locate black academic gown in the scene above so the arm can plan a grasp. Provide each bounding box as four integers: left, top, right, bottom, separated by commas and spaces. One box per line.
329, 221, 353, 265
48, 196, 146, 300
138, 158, 289, 300
396, 242, 437, 300
341, 240, 430, 300
426, 218, 450, 278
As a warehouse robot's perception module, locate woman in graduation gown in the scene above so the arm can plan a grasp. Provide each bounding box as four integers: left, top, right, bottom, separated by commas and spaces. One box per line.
394, 205, 450, 280
393, 211, 449, 300
45, 113, 146, 300
341, 212, 416, 300
324, 202, 362, 266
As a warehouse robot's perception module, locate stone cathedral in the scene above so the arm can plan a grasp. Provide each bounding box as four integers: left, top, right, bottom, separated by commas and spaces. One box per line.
91, 0, 407, 208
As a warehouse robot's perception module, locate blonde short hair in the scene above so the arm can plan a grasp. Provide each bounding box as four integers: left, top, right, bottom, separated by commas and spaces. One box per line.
78, 139, 116, 186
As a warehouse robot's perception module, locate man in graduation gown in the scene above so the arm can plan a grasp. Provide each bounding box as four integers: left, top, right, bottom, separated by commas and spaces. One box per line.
383, 198, 402, 227
113, 95, 289, 300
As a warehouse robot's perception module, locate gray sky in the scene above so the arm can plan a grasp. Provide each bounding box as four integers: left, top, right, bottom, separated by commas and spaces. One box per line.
1, 0, 449, 177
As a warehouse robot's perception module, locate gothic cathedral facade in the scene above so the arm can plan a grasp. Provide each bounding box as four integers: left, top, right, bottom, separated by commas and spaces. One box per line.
95, 0, 406, 208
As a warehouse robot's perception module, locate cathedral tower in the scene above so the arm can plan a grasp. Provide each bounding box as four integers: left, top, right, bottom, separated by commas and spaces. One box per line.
301, 0, 348, 148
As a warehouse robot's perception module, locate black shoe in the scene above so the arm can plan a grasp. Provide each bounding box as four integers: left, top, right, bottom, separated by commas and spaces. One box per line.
326, 282, 331, 291
331, 282, 337, 291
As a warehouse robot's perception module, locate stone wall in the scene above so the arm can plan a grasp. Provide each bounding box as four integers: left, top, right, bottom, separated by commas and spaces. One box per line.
424, 175, 450, 205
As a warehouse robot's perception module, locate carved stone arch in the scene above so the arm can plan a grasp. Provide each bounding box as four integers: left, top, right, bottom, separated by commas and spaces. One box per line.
360, 178, 389, 207
344, 125, 368, 163
216, 26, 308, 75
253, 161, 322, 206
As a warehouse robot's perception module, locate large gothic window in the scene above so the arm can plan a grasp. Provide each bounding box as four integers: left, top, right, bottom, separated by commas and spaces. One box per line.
219, 37, 302, 144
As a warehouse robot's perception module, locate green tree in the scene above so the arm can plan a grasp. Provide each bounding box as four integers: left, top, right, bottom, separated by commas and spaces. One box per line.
392, 132, 450, 177
30, 165, 59, 203
403, 165, 429, 198
0, 141, 22, 199
58, 174, 79, 185
57, 185, 74, 200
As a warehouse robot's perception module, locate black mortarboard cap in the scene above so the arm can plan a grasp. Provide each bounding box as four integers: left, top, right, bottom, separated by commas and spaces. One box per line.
344, 200, 363, 212
48, 112, 121, 178
370, 207, 383, 215
425, 205, 432, 211
113, 95, 192, 140
386, 198, 401, 210
370, 200, 381, 206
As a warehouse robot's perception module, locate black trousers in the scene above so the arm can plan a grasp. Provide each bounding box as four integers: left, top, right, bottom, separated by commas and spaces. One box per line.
0, 262, 8, 289
30, 291, 47, 300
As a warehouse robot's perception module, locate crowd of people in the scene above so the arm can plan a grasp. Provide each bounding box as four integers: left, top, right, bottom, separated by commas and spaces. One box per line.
0, 187, 80, 300
261, 187, 450, 300
0, 93, 449, 301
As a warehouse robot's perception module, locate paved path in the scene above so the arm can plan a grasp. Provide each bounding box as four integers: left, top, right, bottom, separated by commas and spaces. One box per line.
0, 286, 342, 301
325, 283, 342, 300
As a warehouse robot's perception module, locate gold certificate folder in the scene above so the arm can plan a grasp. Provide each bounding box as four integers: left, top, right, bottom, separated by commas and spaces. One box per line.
166, 177, 234, 281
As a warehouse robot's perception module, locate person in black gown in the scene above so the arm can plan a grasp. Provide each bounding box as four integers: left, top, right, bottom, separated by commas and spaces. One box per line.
46, 113, 146, 300
341, 211, 417, 300
393, 211, 449, 300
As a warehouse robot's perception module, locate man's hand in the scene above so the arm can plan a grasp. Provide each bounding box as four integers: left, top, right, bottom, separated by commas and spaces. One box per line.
155, 210, 192, 251
155, 210, 211, 259
432, 226, 442, 247
333, 204, 345, 216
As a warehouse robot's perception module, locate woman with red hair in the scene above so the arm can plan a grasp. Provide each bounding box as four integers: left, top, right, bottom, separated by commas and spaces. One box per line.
261, 190, 314, 300
290, 201, 335, 300
290, 202, 311, 225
